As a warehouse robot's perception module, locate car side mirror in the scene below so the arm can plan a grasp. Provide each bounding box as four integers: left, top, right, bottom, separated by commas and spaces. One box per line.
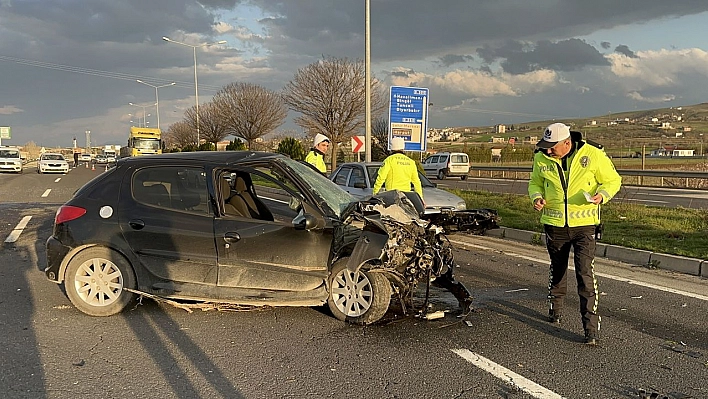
293, 213, 317, 230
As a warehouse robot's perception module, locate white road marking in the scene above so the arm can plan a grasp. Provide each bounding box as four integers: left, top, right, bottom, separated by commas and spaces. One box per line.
54, 177, 61, 182
451, 349, 565, 399
41, 189, 51, 197
621, 198, 669, 204
451, 240, 708, 301
4, 216, 32, 243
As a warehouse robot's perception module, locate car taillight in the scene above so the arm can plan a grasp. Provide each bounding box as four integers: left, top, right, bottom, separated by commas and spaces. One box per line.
55, 205, 86, 224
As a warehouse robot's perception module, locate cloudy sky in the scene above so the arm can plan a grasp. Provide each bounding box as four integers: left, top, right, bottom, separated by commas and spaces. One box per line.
2, 0, 708, 147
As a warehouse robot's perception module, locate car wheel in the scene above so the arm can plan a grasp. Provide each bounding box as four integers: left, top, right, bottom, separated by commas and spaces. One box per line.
460, 175, 467, 180
437, 170, 446, 180
327, 258, 392, 325
64, 247, 137, 316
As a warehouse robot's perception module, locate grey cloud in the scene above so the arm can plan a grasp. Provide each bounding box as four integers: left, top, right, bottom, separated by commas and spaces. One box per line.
601, 41, 611, 50
615, 44, 638, 58
438, 54, 474, 67
480, 39, 610, 75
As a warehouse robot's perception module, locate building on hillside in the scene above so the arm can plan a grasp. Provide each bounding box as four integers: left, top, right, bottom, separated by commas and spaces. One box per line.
490, 137, 506, 144
649, 145, 694, 157
495, 124, 506, 134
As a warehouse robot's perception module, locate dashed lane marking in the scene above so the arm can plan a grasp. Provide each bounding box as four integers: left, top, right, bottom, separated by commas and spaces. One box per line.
451, 240, 708, 302
451, 349, 565, 399
41, 189, 51, 197
4, 216, 32, 244
54, 177, 61, 182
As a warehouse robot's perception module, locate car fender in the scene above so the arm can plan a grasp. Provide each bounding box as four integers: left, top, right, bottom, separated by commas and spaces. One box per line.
53, 243, 135, 284
345, 230, 388, 273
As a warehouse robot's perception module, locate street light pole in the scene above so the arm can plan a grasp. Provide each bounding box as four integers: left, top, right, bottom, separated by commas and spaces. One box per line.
129, 102, 156, 127
136, 80, 175, 129
162, 36, 227, 147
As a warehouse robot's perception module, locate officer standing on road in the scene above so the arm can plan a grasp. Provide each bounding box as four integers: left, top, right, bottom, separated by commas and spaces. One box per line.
373, 137, 423, 202
528, 123, 621, 345
73, 151, 79, 168
305, 133, 330, 174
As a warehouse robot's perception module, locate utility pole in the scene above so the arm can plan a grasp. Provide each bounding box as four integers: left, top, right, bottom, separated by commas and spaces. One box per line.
85, 130, 91, 153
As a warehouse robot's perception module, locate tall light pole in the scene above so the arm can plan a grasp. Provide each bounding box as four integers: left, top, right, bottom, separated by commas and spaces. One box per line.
136, 80, 175, 129
162, 36, 226, 146
129, 102, 156, 127
364, 0, 372, 162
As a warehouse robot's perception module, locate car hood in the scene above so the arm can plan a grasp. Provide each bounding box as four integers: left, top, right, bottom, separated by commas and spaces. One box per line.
422, 187, 465, 211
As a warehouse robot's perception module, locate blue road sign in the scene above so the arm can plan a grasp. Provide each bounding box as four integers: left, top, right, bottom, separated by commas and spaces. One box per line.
388, 86, 428, 152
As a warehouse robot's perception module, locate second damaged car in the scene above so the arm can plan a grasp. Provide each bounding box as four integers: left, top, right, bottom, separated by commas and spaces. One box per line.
45, 152, 498, 324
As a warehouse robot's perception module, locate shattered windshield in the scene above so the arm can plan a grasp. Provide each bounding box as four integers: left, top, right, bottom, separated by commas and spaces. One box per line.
277, 157, 355, 218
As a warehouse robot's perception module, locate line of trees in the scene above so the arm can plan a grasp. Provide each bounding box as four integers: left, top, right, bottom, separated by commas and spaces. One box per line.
163, 56, 386, 169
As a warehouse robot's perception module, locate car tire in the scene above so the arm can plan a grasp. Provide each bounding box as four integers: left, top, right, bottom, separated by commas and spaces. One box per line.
460, 175, 467, 180
327, 258, 392, 325
64, 247, 137, 316
437, 170, 446, 180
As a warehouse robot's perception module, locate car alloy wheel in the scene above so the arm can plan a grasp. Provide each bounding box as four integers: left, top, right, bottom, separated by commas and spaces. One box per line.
64, 247, 136, 316
327, 258, 392, 325
437, 170, 446, 180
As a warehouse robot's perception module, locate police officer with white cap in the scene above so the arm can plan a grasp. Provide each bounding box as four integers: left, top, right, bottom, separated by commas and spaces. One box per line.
373, 137, 423, 202
305, 133, 330, 174
528, 122, 621, 345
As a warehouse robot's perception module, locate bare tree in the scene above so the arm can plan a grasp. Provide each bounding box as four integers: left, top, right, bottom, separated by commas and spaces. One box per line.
185, 101, 230, 150
164, 121, 194, 149
213, 82, 288, 150
282, 56, 387, 170
371, 117, 390, 161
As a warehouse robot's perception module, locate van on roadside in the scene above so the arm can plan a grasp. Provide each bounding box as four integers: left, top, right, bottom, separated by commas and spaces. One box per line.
422, 152, 470, 180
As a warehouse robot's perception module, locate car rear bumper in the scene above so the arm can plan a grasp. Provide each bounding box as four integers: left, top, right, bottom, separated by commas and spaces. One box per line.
45, 236, 71, 282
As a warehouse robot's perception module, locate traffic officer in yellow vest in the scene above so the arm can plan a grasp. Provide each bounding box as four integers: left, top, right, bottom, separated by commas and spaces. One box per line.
305, 133, 330, 174
528, 123, 621, 345
373, 137, 423, 202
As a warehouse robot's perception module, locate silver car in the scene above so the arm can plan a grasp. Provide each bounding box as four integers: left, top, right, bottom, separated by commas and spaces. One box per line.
330, 162, 467, 214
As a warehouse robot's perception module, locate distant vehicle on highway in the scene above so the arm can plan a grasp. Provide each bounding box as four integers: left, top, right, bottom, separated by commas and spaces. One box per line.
330, 162, 467, 214
94, 154, 108, 164
422, 152, 470, 180
79, 153, 92, 164
37, 153, 69, 174
0, 146, 23, 173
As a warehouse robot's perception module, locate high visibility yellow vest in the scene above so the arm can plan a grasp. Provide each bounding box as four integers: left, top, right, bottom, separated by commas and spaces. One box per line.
305, 150, 326, 173
373, 153, 423, 199
528, 141, 621, 227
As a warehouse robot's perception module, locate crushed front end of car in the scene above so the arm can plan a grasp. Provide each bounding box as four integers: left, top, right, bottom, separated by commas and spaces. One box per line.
336, 191, 498, 322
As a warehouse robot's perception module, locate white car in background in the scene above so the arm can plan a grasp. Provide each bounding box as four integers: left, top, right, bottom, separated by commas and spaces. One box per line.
37, 153, 70, 174
0, 147, 23, 173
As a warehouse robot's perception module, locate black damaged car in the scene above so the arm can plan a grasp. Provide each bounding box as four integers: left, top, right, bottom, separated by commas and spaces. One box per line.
45, 152, 498, 324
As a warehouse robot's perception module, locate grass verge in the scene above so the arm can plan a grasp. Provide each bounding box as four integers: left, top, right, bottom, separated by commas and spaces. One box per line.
452, 189, 708, 259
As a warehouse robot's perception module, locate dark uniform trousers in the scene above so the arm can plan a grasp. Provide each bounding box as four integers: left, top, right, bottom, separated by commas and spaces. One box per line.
544, 224, 600, 335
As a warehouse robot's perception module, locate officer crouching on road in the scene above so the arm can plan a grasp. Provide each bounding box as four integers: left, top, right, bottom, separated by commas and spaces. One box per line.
528, 123, 621, 346
305, 133, 330, 175
373, 137, 423, 206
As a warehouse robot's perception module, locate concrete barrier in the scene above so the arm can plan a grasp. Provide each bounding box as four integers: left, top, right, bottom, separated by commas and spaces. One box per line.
648, 253, 702, 276
601, 245, 653, 266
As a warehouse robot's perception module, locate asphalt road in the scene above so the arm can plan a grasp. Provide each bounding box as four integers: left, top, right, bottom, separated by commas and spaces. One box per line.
440, 177, 708, 209
1, 165, 706, 398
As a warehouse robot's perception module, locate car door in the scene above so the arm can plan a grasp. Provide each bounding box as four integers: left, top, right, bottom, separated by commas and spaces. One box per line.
119, 165, 218, 285
345, 165, 371, 198
423, 155, 437, 176
213, 166, 330, 291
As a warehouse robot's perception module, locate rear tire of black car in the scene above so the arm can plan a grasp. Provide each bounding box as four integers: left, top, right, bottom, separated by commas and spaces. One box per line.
437, 170, 446, 180
327, 258, 392, 325
460, 175, 467, 180
64, 247, 137, 316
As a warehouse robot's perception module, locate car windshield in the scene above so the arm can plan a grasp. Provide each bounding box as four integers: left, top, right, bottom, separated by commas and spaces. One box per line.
134, 138, 161, 150
366, 165, 435, 188
43, 154, 64, 161
276, 157, 355, 217
0, 150, 20, 158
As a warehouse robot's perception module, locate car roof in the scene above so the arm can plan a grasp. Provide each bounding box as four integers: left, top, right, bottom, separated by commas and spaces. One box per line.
116, 151, 285, 167
337, 162, 383, 167
42, 153, 63, 156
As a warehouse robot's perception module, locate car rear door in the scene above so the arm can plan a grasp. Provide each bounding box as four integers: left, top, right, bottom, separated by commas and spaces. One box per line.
119, 165, 218, 285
